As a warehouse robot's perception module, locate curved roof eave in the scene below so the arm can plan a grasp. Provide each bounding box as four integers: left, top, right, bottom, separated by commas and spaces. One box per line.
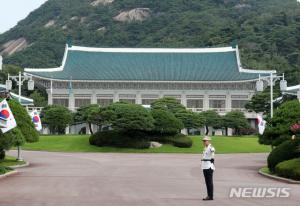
24, 44, 276, 82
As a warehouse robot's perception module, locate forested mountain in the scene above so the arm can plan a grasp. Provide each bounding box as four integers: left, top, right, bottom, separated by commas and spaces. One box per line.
0, 0, 300, 84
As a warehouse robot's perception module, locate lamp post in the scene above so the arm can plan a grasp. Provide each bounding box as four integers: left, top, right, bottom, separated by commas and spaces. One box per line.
6, 71, 34, 161
256, 73, 287, 118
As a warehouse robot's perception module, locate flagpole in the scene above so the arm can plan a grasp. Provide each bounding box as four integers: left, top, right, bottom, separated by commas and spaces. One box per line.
17, 72, 23, 161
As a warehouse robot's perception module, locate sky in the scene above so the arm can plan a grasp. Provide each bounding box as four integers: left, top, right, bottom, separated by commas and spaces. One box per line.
0, 0, 48, 33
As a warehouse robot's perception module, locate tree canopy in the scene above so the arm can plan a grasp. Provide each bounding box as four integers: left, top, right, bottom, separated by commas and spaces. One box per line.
41, 105, 73, 134
260, 100, 300, 145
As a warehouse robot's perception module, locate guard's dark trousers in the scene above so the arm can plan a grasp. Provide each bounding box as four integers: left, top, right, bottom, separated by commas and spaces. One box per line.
203, 168, 214, 199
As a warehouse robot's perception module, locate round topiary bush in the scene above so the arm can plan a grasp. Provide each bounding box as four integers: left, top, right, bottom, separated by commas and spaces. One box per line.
267, 139, 300, 172
275, 158, 300, 180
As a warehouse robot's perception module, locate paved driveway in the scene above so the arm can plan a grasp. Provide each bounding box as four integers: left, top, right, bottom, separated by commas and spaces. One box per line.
0, 151, 299, 206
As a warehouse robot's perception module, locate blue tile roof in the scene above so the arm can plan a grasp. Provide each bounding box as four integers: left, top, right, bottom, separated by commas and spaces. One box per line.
25, 46, 271, 82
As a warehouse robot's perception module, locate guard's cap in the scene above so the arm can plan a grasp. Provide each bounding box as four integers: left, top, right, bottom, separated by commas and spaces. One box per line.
202, 136, 212, 141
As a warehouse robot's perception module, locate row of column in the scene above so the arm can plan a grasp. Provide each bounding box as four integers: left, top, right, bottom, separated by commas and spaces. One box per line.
49, 92, 234, 111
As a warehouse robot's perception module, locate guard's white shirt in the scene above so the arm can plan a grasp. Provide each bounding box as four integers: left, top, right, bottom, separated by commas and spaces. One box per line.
201, 144, 215, 170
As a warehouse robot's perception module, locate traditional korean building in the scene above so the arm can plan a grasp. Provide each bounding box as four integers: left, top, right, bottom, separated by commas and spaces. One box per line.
24, 44, 275, 135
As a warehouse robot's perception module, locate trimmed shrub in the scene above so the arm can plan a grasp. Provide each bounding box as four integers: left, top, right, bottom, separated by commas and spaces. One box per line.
8, 99, 39, 143
150, 134, 193, 148
267, 139, 300, 172
0, 166, 12, 175
89, 130, 150, 149
275, 158, 300, 180
41, 105, 73, 134
169, 135, 193, 148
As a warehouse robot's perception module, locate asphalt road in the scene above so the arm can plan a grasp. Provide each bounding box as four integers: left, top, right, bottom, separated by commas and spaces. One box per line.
0, 151, 299, 206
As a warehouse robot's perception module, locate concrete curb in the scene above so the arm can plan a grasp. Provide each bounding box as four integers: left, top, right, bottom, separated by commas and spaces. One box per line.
258, 169, 300, 184
0, 170, 19, 180
8, 161, 30, 169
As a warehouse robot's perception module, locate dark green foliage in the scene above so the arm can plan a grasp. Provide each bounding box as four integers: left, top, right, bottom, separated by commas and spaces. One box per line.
0, 128, 25, 160
151, 109, 184, 135
223, 111, 250, 135
165, 134, 193, 148
0, 99, 38, 159
0, 151, 5, 160
89, 130, 150, 149
41, 105, 73, 134
8, 99, 39, 142
29, 91, 48, 107
103, 102, 154, 132
148, 133, 193, 148
74, 104, 101, 134
151, 97, 203, 130
176, 110, 205, 131
267, 139, 300, 172
0, 166, 12, 175
0, 133, 13, 160
275, 158, 300, 180
260, 100, 300, 145
202, 110, 223, 135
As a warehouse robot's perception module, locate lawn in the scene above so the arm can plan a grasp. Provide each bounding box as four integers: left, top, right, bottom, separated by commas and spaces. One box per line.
21, 135, 271, 154
0, 156, 26, 167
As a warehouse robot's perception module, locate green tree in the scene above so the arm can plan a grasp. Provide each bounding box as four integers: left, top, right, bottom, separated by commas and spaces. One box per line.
223, 111, 250, 136
260, 100, 300, 146
29, 90, 47, 107
202, 110, 223, 135
8, 99, 39, 142
151, 97, 186, 115
104, 102, 154, 132
151, 109, 184, 135
0, 99, 38, 159
74, 104, 101, 134
176, 110, 204, 133
41, 105, 73, 134
151, 97, 203, 130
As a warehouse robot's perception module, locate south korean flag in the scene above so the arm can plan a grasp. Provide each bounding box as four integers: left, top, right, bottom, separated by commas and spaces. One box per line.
30, 110, 42, 131
257, 114, 266, 135
0, 99, 17, 133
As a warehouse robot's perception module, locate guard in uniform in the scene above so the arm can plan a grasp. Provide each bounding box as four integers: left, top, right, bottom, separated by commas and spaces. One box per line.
201, 136, 215, 201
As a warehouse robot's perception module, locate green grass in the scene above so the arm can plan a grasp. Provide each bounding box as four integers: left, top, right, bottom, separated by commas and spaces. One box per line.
21, 135, 271, 154
260, 167, 272, 175
0, 156, 26, 167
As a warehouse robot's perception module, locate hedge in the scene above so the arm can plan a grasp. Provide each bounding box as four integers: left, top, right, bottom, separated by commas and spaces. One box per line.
275, 158, 300, 180
267, 139, 300, 172
89, 130, 150, 149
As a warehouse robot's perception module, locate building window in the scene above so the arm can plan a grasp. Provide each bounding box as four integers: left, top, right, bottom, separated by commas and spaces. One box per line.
97, 99, 113, 107
75, 99, 91, 108
187, 99, 203, 108
119, 99, 136, 104
142, 99, 156, 105
53, 99, 69, 107
209, 100, 225, 109
232, 100, 248, 109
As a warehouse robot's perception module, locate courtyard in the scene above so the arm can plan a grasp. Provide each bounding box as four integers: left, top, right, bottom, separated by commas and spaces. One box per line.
0, 151, 299, 206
